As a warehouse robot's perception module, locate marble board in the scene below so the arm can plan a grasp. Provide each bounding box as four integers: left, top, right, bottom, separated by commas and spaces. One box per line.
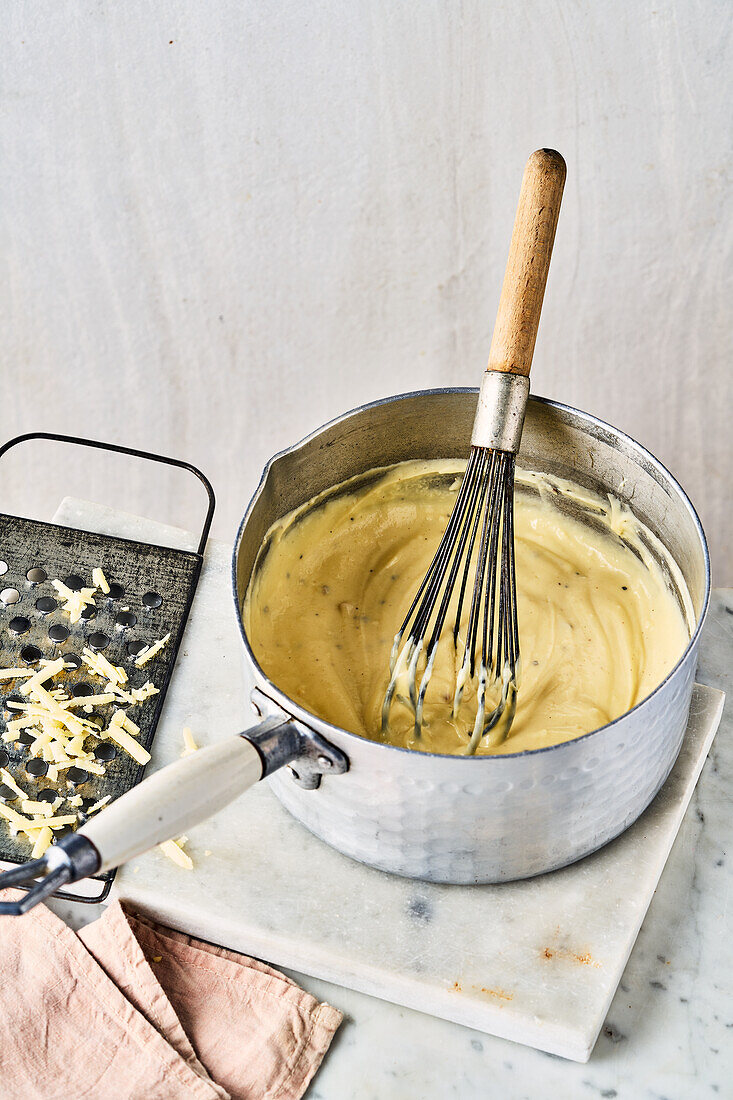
54, 499, 724, 1064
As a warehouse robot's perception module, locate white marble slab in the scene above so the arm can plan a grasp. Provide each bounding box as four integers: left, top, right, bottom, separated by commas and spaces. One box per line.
54, 500, 725, 1066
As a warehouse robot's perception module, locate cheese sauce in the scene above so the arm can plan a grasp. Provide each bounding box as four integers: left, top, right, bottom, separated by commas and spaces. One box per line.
243, 460, 691, 755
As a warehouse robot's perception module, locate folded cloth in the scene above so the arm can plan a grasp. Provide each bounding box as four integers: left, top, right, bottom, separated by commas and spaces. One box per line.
0, 893, 342, 1100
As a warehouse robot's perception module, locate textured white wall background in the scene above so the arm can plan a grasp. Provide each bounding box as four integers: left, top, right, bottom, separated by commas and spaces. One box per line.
2, 2, 731, 577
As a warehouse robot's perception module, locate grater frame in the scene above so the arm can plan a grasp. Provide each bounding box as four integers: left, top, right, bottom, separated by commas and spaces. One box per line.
0, 433, 214, 904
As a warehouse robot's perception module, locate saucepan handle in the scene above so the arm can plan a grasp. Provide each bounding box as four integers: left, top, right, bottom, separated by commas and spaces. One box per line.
83, 734, 265, 872
0, 715, 348, 914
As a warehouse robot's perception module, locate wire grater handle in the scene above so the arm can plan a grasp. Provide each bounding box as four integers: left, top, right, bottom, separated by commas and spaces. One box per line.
0, 432, 216, 559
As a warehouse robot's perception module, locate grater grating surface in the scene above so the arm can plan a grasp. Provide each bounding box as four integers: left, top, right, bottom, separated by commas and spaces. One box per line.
0, 516, 200, 894
0, 433, 214, 904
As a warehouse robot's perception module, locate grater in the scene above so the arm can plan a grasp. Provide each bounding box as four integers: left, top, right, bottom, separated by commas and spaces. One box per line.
0, 433, 214, 907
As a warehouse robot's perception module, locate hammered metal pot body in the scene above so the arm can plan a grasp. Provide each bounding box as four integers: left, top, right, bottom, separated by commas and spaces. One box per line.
233, 390, 710, 884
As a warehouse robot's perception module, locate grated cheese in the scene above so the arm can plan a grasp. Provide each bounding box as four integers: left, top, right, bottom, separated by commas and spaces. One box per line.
106, 719, 151, 765
0, 596, 166, 857
21, 800, 53, 817
159, 837, 193, 870
135, 633, 171, 668
86, 795, 111, 815
27, 684, 86, 737
31, 826, 53, 858
30, 731, 54, 755
121, 714, 140, 737
27, 815, 76, 830
131, 682, 159, 704
0, 668, 33, 681
20, 657, 66, 697
82, 648, 127, 686
82, 759, 106, 776
181, 727, 198, 757
0, 803, 33, 832
103, 680, 136, 705
51, 580, 97, 624
92, 568, 110, 594
66, 693, 117, 708
0, 768, 27, 800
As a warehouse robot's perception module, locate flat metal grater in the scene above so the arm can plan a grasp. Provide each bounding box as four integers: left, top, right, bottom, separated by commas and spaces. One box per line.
0, 433, 214, 906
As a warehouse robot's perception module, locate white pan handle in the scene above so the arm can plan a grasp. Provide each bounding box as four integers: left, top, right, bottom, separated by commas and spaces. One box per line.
0, 715, 348, 915
80, 735, 264, 872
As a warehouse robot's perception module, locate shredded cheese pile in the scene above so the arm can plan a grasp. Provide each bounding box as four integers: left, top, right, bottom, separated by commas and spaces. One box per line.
51, 580, 97, 624
0, 568, 172, 859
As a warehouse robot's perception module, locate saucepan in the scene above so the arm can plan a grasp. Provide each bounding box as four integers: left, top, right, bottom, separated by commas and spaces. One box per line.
230, 387, 710, 883
0, 388, 710, 909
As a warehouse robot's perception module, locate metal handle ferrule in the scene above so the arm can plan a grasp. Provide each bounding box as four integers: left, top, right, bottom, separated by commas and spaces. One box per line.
471, 372, 529, 453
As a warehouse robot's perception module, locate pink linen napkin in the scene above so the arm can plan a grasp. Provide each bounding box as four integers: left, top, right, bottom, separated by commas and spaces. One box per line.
0, 893, 342, 1099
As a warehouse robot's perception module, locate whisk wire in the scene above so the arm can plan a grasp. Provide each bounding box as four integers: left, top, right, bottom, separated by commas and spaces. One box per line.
383, 445, 521, 752
389, 448, 480, 670
414, 451, 492, 731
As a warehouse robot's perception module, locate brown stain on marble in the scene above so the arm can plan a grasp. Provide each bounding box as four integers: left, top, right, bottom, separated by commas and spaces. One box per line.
478, 986, 514, 1001
448, 980, 513, 1003
541, 945, 601, 968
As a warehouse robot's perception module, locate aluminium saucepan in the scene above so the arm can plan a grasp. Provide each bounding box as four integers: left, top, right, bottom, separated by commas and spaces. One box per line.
231, 388, 710, 884
0, 389, 710, 911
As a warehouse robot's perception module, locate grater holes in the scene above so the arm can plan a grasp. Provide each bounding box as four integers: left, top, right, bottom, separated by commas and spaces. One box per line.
4, 694, 22, 716
0, 750, 8, 770
37, 789, 57, 804
26, 567, 47, 584
25, 758, 48, 778
8, 616, 31, 635
35, 596, 57, 614
88, 632, 109, 651
48, 624, 69, 644
17, 731, 35, 746
106, 583, 124, 600
0, 784, 16, 801
1, 588, 20, 606
64, 575, 84, 592
127, 640, 146, 657
142, 591, 163, 609
94, 743, 116, 762
66, 766, 88, 785
20, 644, 42, 664
0, 561, 7, 576
115, 611, 137, 629
71, 682, 93, 698
63, 653, 82, 670
81, 605, 97, 621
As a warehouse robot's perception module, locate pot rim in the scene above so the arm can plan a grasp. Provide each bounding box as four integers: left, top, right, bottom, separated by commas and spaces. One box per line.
232, 387, 711, 763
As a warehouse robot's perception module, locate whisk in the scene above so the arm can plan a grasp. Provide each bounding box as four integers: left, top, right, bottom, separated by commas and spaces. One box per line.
382, 149, 566, 753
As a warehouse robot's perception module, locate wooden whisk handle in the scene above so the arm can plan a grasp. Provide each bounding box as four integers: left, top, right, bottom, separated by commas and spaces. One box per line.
487, 149, 566, 378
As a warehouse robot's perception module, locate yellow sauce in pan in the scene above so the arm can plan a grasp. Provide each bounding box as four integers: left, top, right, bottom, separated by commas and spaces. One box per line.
243, 460, 691, 755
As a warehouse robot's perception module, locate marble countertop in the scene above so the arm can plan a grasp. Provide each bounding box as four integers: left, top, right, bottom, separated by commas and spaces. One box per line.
51, 589, 732, 1099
